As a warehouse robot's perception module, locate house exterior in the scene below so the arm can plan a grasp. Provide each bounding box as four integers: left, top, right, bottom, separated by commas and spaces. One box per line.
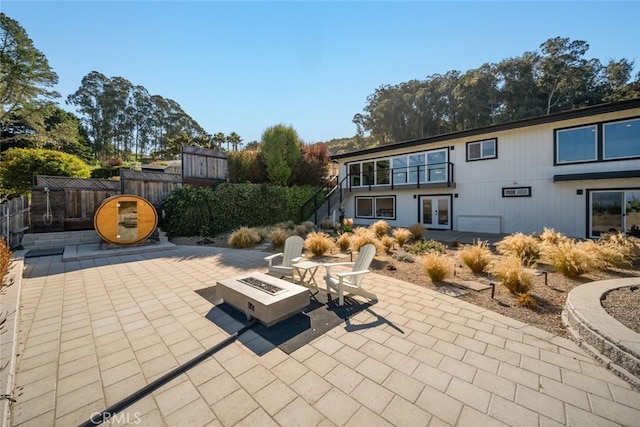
330, 98, 640, 239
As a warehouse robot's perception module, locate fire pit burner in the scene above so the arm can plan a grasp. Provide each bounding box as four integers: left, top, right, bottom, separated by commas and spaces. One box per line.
238, 276, 286, 295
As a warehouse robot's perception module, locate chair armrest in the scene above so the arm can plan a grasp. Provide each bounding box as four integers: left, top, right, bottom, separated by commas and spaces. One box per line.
264, 252, 283, 267
337, 269, 370, 278
323, 262, 354, 276
291, 256, 304, 263
337, 270, 370, 288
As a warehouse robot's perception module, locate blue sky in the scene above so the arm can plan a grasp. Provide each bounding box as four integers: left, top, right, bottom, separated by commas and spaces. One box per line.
3, 1, 640, 145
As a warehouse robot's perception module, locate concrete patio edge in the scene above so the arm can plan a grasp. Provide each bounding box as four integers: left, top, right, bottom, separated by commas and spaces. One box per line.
563, 277, 640, 391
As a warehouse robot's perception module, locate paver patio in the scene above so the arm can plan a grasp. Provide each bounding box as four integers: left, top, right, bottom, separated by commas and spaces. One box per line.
8, 244, 640, 426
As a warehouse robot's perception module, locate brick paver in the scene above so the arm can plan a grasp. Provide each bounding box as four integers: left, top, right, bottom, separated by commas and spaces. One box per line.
8, 244, 640, 426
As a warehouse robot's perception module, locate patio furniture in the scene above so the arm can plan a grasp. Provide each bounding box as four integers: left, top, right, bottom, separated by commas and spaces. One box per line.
292, 260, 321, 294
323, 243, 377, 306
264, 235, 304, 280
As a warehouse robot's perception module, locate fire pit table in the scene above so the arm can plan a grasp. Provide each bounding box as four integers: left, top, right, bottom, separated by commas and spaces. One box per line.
216, 272, 309, 326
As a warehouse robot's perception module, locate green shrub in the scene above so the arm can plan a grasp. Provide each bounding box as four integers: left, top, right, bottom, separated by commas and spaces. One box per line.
407, 239, 447, 255
490, 256, 532, 294
457, 240, 493, 274
424, 253, 453, 283
160, 183, 318, 237
304, 231, 334, 256
341, 218, 354, 233
0, 148, 91, 197
227, 227, 261, 248
496, 233, 540, 266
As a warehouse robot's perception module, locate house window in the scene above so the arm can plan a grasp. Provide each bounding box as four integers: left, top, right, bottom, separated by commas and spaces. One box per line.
375, 197, 395, 218
376, 160, 390, 185
392, 157, 407, 184
502, 187, 531, 197
604, 118, 640, 160
427, 150, 447, 182
355, 196, 395, 218
556, 125, 597, 164
362, 162, 374, 185
467, 138, 497, 161
355, 197, 373, 217
349, 163, 361, 187
408, 154, 425, 183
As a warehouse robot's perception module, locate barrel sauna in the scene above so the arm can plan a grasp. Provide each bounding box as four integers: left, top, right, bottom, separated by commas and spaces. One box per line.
94, 195, 158, 245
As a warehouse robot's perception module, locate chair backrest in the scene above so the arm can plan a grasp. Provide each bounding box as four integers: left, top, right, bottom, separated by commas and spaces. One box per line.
281, 235, 304, 267
351, 244, 376, 285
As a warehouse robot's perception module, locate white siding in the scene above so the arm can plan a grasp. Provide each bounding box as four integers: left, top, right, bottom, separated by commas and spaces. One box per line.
338, 106, 640, 238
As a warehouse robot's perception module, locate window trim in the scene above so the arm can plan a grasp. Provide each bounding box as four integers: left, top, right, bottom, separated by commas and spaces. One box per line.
603, 117, 640, 161
502, 187, 531, 198
555, 124, 598, 165
554, 116, 640, 166
466, 138, 497, 162
355, 195, 396, 219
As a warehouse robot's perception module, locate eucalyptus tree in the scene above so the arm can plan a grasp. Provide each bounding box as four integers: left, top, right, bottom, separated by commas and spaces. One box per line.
495, 51, 543, 120
536, 37, 592, 114
0, 13, 60, 147
454, 64, 500, 129
67, 71, 110, 158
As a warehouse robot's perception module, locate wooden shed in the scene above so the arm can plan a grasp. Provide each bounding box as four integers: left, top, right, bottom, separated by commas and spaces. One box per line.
181, 145, 228, 187
31, 176, 120, 233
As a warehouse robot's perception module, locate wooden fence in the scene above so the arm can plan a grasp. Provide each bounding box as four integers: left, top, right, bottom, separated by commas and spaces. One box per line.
119, 169, 182, 207
0, 196, 29, 248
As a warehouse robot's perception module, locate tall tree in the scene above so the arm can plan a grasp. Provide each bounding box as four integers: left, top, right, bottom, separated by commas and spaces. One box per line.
536, 37, 591, 114
226, 132, 242, 151
259, 124, 302, 186
0, 13, 60, 147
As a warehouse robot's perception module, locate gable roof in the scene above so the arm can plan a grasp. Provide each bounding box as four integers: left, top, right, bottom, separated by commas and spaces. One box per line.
331, 98, 640, 160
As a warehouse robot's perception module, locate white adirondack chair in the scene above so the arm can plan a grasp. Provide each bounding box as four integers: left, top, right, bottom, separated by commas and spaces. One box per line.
323, 243, 377, 306
264, 235, 304, 279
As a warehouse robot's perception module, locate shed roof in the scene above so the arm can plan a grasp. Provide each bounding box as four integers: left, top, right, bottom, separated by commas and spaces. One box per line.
33, 175, 120, 191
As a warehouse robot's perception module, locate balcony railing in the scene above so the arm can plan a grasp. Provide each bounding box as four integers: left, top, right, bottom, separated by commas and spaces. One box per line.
348, 162, 455, 190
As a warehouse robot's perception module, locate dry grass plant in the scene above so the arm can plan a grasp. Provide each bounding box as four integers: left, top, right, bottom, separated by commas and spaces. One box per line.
457, 240, 493, 273
408, 223, 426, 241
596, 232, 638, 267
0, 239, 13, 290
392, 228, 411, 246
424, 253, 454, 283
350, 227, 383, 252
539, 227, 570, 245
269, 228, 290, 249
380, 235, 395, 252
336, 233, 352, 252
371, 220, 391, 237
489, 256, 532, 294
541, 240, 599, 277
496, 232, 541, 266
228, 227, 261, 248
304, 231, 335, 257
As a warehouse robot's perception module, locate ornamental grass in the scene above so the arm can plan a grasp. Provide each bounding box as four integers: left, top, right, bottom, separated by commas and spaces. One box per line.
457, 240, 493, 274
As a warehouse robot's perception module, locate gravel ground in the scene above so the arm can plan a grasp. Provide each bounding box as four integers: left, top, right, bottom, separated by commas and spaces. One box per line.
601, 286, 640, 333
